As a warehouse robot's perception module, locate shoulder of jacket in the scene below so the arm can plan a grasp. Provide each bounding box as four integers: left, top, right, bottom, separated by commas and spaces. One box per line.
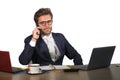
52, 32, 64, 36
24, 35, 32, 42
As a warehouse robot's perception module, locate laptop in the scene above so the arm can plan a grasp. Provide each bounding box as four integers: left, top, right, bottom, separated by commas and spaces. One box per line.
68, 46, 116, 71
0, 50, 28, 73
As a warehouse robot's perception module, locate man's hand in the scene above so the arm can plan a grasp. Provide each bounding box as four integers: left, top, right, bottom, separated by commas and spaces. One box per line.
32, 27, 41, 42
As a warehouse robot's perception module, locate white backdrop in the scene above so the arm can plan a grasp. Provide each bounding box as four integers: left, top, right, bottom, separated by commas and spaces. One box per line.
0, 0, 120, 67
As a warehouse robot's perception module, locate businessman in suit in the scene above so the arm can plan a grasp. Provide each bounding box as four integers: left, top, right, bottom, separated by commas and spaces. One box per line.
19, 8, 83, 66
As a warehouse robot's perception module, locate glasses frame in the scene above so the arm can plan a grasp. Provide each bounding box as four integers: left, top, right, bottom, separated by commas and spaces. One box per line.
38, 20, 53, 26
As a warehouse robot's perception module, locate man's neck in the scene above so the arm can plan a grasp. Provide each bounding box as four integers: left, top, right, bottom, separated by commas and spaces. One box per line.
42, 33, 52, 38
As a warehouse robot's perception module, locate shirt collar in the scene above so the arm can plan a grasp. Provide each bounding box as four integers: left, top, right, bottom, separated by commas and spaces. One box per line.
42, 33, 52, 39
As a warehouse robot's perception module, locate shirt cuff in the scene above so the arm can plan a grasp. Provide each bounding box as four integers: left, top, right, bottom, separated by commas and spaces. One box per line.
29, 40, 36, 47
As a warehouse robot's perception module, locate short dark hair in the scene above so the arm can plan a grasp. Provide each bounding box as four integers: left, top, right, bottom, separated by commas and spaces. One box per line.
34, 8, 53, 26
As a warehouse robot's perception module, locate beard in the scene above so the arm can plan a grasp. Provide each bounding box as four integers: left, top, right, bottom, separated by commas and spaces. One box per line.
40, 28, 52, 36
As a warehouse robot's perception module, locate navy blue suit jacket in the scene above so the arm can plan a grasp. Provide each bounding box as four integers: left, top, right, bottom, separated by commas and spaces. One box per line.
19, 33, 83, 66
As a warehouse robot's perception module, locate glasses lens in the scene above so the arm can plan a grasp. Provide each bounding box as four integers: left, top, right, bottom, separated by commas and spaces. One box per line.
47, 20, 52, 24
39, 20, 52, 26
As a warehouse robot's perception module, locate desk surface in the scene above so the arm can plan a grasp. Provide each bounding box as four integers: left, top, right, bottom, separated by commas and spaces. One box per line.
0, 64, 120, 80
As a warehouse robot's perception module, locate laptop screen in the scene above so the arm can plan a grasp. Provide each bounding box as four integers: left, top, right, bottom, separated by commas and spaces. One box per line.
88, 46, 116, 70
0, 51, 13, 72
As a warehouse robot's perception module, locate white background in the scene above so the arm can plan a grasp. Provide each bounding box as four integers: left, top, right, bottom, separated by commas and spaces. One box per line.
0, 0, 120, 67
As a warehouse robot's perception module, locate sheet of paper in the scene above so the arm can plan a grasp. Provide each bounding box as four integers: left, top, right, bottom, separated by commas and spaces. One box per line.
39, 65, 70, 70
39, 66, 53, 70
54, 65, 70, 69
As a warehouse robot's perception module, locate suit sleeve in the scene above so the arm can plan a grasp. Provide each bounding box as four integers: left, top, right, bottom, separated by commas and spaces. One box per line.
19, 36, 35, 65
61, 34, 83, 65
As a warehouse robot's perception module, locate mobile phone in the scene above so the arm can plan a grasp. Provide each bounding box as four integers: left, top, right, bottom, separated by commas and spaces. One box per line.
38, 29, 42, 36
63, 69, 79, 72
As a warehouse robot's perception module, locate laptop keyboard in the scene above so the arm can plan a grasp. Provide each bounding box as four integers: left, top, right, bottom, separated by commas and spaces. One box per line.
70, 65, 88, 70
12, 67, 28, 73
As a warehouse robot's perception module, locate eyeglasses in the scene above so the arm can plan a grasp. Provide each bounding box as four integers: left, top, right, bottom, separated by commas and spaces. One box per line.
38, 20, 53, 26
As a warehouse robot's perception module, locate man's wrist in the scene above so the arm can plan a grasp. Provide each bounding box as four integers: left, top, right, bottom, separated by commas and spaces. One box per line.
31, 38, 37, 42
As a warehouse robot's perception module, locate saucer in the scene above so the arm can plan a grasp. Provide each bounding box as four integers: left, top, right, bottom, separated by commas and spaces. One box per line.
27, 71, 42, 74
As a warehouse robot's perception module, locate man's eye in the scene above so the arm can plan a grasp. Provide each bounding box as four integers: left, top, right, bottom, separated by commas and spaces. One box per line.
40, 22, 45, 24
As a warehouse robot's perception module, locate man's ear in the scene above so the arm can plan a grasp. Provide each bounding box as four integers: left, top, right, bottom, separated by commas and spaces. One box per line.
37, 26, 42, 30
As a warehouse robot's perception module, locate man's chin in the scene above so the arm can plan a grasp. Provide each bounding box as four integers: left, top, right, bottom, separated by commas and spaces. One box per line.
42, 32, 51, 36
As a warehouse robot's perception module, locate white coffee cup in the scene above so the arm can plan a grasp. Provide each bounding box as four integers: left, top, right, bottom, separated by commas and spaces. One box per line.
28, 64, 42, 74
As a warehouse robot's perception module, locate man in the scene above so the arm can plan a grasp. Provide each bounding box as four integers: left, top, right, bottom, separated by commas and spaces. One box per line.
19, 8, 83, 66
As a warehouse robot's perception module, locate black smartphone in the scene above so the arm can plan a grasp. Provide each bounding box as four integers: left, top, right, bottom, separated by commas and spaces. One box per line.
63, 69, 79, 72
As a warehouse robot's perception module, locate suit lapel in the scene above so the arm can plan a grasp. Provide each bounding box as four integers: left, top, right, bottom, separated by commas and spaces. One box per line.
37, 38, 51, 59
52, 33, 62, 56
